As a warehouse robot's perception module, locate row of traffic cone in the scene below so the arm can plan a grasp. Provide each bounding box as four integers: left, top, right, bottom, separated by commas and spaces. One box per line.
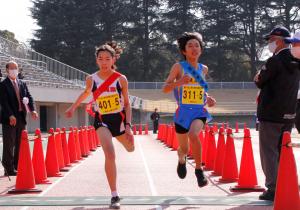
156, 124, 179, 151
132, 124, 149, 135
198, 125, 263, 190
234, 122, 248, 133
158, 122, 300, 209
156, 123, 263, 191
8, 126, 101, 194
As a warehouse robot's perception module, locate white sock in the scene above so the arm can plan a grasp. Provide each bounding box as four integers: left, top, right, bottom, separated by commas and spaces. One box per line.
111, 191, 119, 197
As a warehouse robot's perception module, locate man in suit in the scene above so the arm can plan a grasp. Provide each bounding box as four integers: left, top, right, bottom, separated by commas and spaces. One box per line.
0, 61, 38, 176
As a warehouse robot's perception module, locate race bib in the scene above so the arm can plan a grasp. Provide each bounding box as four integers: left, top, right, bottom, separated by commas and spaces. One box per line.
182, 86, 204, 105
96, 93, 121, 114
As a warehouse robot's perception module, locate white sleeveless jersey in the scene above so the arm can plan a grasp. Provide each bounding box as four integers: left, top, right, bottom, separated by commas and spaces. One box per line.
91, 72, 124, 115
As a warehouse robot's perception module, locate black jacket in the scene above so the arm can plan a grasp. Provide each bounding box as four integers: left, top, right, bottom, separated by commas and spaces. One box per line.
255, 48, 300, 123
150, 112, 160, 121
0, 77, 35, 125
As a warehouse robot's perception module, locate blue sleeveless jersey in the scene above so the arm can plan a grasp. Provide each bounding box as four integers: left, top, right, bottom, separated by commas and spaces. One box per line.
173, 61, 212, 129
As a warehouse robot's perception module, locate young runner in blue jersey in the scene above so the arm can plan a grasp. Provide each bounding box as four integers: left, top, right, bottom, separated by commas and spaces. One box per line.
65, 42, 134, 209
163, 32, 216, 187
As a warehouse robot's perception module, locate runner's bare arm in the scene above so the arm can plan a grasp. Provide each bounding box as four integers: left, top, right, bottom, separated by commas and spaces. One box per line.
202, 65, 216, 107
65, 76, 93, 118
120, 75, 132, 126
162, 63, 190, 93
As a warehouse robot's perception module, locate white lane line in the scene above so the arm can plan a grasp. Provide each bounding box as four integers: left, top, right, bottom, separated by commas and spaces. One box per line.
20, 153, 93, 210
136, 138, 157, 196
136, 138, 162, 210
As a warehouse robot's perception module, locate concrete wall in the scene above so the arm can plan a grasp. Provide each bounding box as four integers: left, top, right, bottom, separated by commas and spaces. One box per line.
30, 86, 91, 103
27, 86, 90, 133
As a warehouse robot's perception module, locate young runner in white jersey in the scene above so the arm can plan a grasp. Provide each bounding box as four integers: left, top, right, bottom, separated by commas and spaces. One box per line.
65, 42, 134, 209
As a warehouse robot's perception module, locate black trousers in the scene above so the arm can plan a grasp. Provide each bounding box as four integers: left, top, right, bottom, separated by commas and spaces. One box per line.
153, 121, 159, 133
259, 121, 293, 191
2, 117, 25, 172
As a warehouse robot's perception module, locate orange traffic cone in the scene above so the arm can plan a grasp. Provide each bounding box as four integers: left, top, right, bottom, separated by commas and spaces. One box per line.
87, 126, 96, 151
82, 127, 90, 155
32, 129, 51, 184
162, 124, 168, 143
68, 127, 78, 163
45, 128, 62, 177
133, 124, 137, 135
84, 126, 92, 152
235, 122, 239, 133
163, 125, 169, 145
74, 127, 82, 159
230, 128, 264, 191
218, 128, 238, 183
8, 130, 42, 193
79, 128, 88, 157
157, 124, 162, 140
212, 127, 226, 176
144, 124, 149, 135
61, 128, 71, 167
204, 126, 217, 171
55, 128, 67, 171
83, 127, 92, 153
89, 126, 97, 150
213, 123, 218, 133
274, 132, 300, 210
138, 124, 142, 135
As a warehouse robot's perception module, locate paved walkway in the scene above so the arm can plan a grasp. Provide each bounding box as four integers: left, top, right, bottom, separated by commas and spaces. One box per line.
0, 129, 299, 209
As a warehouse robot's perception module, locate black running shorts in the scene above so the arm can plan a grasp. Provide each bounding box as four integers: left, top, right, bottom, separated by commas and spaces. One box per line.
94, 110, 126, 137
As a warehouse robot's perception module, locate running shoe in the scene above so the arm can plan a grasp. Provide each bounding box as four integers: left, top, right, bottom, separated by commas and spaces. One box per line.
177, 157, 187, 179
195, 168, 208, 187
110, 196, 121, 209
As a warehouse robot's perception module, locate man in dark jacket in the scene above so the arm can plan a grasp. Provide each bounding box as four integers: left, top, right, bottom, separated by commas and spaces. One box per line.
0, 61, 38, 176
150, 108, 160, 133
254, 26, 300, 201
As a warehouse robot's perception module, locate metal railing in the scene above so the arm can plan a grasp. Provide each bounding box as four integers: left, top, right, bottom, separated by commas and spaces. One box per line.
0, 54, 47, 69
0, 36, 89, 86
22, 79, 83, 89
128, 81, 257, 89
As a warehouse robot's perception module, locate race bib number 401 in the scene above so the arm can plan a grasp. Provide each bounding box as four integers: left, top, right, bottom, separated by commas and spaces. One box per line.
96, 93, 121, 114
182, 86, 204, 105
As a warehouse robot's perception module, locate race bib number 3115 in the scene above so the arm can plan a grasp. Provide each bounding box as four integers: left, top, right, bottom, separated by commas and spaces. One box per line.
182, 86, 204, 105
96, 93, 121, 114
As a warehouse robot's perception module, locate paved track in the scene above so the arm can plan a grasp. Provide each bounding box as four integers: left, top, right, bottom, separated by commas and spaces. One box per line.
1, 129, 300, 209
